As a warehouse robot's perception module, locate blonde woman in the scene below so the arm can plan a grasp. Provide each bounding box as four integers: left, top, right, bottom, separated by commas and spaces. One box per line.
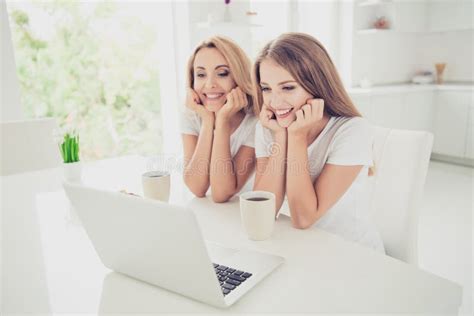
181, 36, 257, 202
252, 33, 384, 253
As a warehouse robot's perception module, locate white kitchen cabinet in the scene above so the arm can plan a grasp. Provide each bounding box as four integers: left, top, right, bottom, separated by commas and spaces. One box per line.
432, 91, 471, 157
401, 91, 434, 132
350, 85, 473, 161
350, 89, 433, 131
394, 0, 427, 33
371, 94, 404, 129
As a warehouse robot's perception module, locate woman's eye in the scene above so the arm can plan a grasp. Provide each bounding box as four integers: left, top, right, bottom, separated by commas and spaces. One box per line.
196, 73, 205, 78
218, 72, 229, 77
282, 86, 295, 91
261, 87, 270, 92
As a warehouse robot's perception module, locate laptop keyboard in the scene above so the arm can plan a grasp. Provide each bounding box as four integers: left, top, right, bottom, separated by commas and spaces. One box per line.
213, 263, 253, 296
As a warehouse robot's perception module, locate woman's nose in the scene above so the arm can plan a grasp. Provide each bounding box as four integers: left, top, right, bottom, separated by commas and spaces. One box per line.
269, 93, 284, 108
205, 75, 217, 88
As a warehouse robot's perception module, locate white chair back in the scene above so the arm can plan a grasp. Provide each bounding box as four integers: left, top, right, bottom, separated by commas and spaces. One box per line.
1, 118, 62, 175
369, 127, 433, 265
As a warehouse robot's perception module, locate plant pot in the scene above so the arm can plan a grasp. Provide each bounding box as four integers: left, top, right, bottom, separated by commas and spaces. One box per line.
63, 161, 82, 182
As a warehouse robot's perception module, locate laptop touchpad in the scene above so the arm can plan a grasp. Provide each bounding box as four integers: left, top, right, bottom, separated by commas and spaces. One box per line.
205, 241, 238, 262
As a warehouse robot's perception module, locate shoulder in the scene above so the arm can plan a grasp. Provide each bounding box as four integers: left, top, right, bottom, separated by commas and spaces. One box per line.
335, 116, 370, 131
181, 109, 200, 121
326, 116, 373, 166
180, 110, 201, 135
332, 116, 372, 140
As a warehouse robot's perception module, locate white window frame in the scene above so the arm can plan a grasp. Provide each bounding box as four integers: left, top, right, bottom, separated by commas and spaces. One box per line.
156, 1, 190, 156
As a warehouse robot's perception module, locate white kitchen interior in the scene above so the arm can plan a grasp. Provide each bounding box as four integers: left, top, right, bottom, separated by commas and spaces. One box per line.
188, 0, 473, 166
1, 0, 473, 315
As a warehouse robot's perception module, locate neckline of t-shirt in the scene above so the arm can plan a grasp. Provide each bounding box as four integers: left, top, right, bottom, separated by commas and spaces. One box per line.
307, 116, 336, 150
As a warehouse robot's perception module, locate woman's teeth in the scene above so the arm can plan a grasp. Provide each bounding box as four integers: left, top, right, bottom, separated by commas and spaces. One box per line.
276, 108, 293, 117
205, 93, 223, 100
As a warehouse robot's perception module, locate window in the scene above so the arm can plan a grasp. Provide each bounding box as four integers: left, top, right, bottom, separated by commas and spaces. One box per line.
7, 1, 179, 160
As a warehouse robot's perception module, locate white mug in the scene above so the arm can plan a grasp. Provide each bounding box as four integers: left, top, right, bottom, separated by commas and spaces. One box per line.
142, 171, 170, 202
239, 191, 276, 241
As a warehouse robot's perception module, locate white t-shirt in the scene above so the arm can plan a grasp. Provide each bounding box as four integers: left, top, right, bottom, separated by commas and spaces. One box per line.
180, 110, 258, 193
255, 116, 385, 253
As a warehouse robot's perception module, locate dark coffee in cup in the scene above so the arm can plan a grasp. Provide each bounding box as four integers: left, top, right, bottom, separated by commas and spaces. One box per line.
246, 197, 269, 202
142, 171, 170, 201
143, 171, 168, 178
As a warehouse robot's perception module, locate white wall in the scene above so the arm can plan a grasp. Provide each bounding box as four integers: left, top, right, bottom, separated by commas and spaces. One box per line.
427, 0, 474, 32
351, 0, 474, 87
172, 1, 191, 104
249, 0, 291, 58
187, 0, 253, 56
1, 0, 24, 121
416, 30, 474, 83
416, 0, 473, 83
296, 0, 341, 71
352, 33, 419, 86
186, 0, 293, 60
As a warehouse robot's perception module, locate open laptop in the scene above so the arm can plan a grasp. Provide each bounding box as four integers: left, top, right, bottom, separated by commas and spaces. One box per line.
63, 182, 284, 308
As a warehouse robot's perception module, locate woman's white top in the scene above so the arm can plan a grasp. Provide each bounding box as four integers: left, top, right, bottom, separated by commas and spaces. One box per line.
181, 111, 258, 156
255, 116, 385, 253
180, 110, 258, 193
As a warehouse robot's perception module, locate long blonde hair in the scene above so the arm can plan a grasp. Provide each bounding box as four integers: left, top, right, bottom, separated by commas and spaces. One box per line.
186, 36, 254, 114
252, 32, 360, 118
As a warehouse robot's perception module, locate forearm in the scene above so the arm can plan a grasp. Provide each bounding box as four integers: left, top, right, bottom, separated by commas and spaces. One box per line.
184, 122, 214, 197
286, 135, 318, 229
254, 133, 287, 214
210, 122, 237, 202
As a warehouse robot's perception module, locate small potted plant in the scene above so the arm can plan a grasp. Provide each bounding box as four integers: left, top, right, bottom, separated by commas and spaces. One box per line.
60, 132, 82, 182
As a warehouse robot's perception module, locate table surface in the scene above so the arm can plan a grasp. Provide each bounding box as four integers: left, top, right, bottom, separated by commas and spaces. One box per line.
1, 155, 462, 314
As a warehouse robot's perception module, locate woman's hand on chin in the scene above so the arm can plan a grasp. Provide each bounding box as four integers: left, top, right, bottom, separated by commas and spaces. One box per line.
288, 99, 324, 139
186, 88, 215, 126
216, 87, 247, 125
260, 103, 286, 136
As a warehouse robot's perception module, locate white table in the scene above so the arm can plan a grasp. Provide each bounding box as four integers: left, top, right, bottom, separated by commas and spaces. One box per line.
1, 156, 462, 314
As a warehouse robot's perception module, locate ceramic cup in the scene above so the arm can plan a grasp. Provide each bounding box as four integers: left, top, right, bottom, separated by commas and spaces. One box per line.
142, 171, 170, 202
239, 191, 276, 241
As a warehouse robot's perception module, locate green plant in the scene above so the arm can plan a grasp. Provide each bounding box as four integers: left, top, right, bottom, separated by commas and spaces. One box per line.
60, 133, 80, 163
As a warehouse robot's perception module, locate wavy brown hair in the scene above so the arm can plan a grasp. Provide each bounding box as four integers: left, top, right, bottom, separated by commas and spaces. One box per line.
252, 32, 360, 118
187, 36, 254, 114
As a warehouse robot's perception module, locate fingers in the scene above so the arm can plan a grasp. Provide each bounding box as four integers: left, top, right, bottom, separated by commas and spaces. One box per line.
260, 103, 274, 123
295, 109, 304, 122
264, 104, 275, 118
301, 104, 311, 119
238, 87, 248, 108
226, 90, 235, 107
229, 87, 247, 110
260, 105, 269, 120
186, 88, 201, 110
190, 88, 199, 101
187, 88, 199, 101
308, 99, 324, 119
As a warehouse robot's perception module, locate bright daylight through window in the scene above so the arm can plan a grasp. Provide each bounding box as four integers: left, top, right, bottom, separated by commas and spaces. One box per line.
7, 1, 163, 160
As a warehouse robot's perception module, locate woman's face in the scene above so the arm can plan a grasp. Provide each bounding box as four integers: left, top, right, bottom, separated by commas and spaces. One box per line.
259, 58, 313, 128
192, 47, 237, 112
